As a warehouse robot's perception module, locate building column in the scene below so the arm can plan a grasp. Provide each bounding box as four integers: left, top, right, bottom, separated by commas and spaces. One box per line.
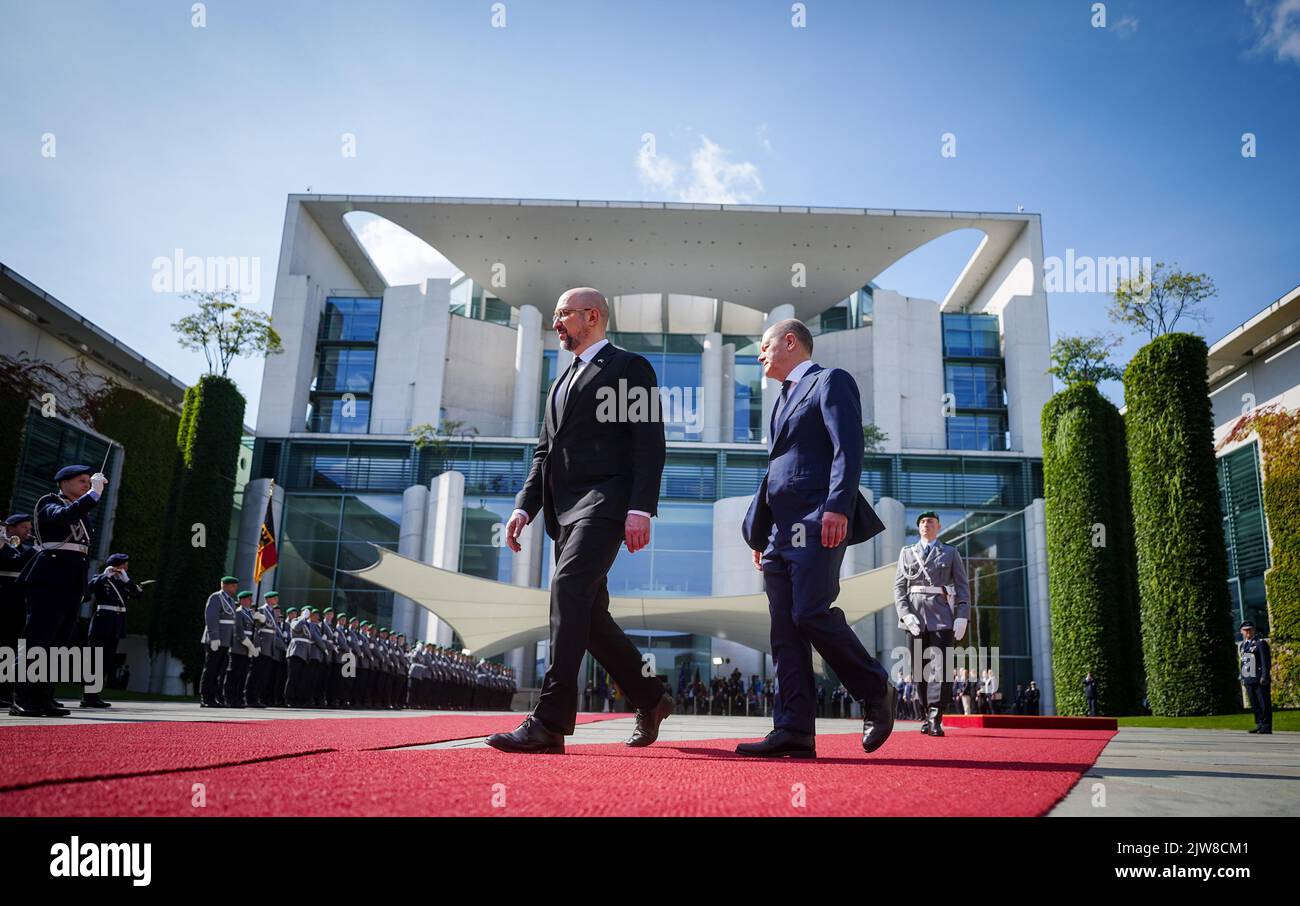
233, 478, 286, 593
424, 470, 465, 647
390, 484, 429, 643
701, 331, 723, 443
1024, 498, 1054, 714
762, 304, 795, 444
721, 342, 736, 444
510, 305, 543, 438
870, 496, 908, 670
711, 496, 764, 596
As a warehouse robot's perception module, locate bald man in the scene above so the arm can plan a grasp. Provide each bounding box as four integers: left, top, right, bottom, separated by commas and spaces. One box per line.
490, 288, 673, 754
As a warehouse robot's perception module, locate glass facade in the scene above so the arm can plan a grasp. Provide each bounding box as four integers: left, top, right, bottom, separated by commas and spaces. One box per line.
1219, 442, 1271, 636
942, 313, 1009, 451
308, 297, 381, 433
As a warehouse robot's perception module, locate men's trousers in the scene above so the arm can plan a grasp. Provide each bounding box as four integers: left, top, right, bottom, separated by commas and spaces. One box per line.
200, 646, 229, 704
533, 517, 664, 735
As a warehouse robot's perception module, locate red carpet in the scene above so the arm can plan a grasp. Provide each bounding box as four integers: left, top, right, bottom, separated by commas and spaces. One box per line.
0, 724, 1114, 817
945, 714, 1120, 731
0, 713, 615, 792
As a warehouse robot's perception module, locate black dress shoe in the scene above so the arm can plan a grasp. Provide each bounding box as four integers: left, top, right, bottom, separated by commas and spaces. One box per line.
862, 686, 898, 753
735, 728, 816, 758
9, 703, 49, 717
1249, 727, 1260, 734
626, 693, 674, 747
42, 705, 71, 717
926, 706, 945, 737
485, 715, 565, 754
80, 696, 112, 709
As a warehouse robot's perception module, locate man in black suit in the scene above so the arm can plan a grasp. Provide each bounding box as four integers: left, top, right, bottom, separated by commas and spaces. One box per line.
737, 318, 895, 758
487, 287, 674, 755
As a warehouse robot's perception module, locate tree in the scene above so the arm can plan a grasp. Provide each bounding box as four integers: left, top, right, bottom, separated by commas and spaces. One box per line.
1109, 262, 1216, 340
172, 289, 283, 376
862, 422, 888, 453
1123, 333, 1240, 715
1047, 334, 1124, 387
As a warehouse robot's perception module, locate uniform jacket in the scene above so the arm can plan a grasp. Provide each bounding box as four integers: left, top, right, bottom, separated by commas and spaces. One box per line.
1239, 637, 1271, 685
25, 491, 99, 596
232, 606, 257, 656
254, 604, 280, 658
287, 614, 315, 660
893, 540, 971, 631
201, 590, 237, 647
86, 569, 142, 641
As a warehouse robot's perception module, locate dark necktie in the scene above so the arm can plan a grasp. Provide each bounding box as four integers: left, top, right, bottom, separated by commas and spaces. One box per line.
771, 379, 793, 436
553, 358, 581, 421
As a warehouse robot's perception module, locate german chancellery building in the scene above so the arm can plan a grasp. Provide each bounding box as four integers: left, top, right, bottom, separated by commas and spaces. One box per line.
234, 195, 1056, 711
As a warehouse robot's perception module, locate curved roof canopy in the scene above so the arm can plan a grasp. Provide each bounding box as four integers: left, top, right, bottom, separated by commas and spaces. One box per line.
294, 195, 1036, 320
347, 545, 898, 658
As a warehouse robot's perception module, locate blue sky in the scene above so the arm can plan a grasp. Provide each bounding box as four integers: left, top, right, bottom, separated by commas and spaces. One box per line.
2, 0, 1297, 420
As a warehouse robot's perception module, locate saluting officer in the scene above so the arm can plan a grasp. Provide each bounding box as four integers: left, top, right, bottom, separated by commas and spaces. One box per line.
285, 604, 314, 707
893, 511, 970, 738
13, 464, 107, 717
199, 576, 239, 707
246, 590, 280, 707
1239, 620, 1272, 734
1, 513, 36, 709
224, 591, 259, 708
82, 553, 141, 708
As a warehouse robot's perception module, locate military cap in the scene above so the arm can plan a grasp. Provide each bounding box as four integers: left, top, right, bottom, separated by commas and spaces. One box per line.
53, 464, 93, 482
105, 553, 130, 566
237, 590, 253, 599
335, 612, 348, 620
221, 575, 239, 585
1240, 620, 1255, 630
4, 513, 32, 526
323, 606, 335, 614
916, 510, 940, 525
360, 620, 371, 627
264, 590, 279, 599
285, 604, 301, 613
379, 627, 389, 633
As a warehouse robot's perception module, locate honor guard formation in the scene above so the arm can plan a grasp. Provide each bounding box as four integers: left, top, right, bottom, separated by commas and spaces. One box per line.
2, 462, 515, 717
199, 586, 517, 711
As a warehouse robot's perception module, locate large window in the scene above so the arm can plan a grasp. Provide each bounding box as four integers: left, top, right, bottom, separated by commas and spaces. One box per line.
316, 347, 376, 394
946, 414, 1009, 451
942, 313, 1000, 357
460, 495, 518, 584
1219, 443, 1270, 635
945, 362, 1005, 409
309, 297, 381, 433
320, 297, 381, 342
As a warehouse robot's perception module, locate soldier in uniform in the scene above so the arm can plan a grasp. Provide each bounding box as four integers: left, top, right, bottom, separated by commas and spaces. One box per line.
224, 591, 259, 708
1239, 620, 1272, 734
317, 606, 338, 707
13, 465, 107, 717
351, 617, 370, 708
82, 553, 141, 708
246, 590, 281, 708
376, 626, 393, 708
199, 576, 239, 707
1, 513, 36, 709
893, 511, 970, 738
331, 612, 352, 707
269, 598, 288, 706
284, 604, 314, 707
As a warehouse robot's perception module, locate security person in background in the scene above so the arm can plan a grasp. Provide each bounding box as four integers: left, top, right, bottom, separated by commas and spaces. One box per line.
1239, 620, 1272, 734
246, 590, 280, 708
12, 464, 106, 717
200, 576, 238, 707
82, 553, 141, 708
1, 513, 36, 709
224, 591, 259, 708
893, 510, 970, 738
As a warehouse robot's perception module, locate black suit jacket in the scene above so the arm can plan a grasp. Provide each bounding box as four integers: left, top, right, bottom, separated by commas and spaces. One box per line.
515, 342, 667, 540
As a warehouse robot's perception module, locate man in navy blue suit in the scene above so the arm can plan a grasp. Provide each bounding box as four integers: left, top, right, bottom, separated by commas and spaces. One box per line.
738, 318, 895, 758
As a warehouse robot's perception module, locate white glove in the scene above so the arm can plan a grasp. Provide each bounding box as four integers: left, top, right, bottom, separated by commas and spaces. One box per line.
253, 611, 266, 624
210, 639, 221, 651
953, 617, 968, 641
90, 472, 107, 495
250, 646, 260, 658
242, 638, 257, 656
903, 614, 922, 637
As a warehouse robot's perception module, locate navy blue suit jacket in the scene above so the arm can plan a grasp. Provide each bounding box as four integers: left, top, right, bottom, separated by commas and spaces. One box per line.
741, 363, 886, 554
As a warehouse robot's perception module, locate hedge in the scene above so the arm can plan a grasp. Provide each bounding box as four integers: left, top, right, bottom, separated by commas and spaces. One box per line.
1123, 333, 1240, 715
90, 387, 181, 636
1221, 406, 1300, 707
1042, 382, 1143, 715
0, 385, 29, 513
152, 375, 246, 687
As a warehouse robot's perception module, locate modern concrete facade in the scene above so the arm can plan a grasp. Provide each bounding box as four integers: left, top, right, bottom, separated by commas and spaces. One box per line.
241, 195, 1055, 707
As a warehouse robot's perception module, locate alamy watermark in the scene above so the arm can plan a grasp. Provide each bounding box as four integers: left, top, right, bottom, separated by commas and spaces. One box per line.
1, 642, 105, 692
151, 249, 261, 304
1043, 249, 1151, 296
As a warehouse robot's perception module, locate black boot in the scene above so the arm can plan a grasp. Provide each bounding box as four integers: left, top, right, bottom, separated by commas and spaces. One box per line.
927, 706, 945, 737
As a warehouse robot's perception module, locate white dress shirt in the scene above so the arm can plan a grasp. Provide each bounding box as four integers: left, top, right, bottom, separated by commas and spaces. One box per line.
512, 338, 651, 526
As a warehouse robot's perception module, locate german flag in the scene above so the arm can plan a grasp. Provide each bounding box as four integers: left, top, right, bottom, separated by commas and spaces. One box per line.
253, 494, 278, 584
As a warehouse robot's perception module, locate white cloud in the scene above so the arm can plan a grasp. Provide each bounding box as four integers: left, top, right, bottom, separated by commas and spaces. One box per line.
636, 135, 763, 204
1249, 0, 1300, 63
757, 123, 774, 155
1112, 14, 1139, 37
347, 212, 461, 286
